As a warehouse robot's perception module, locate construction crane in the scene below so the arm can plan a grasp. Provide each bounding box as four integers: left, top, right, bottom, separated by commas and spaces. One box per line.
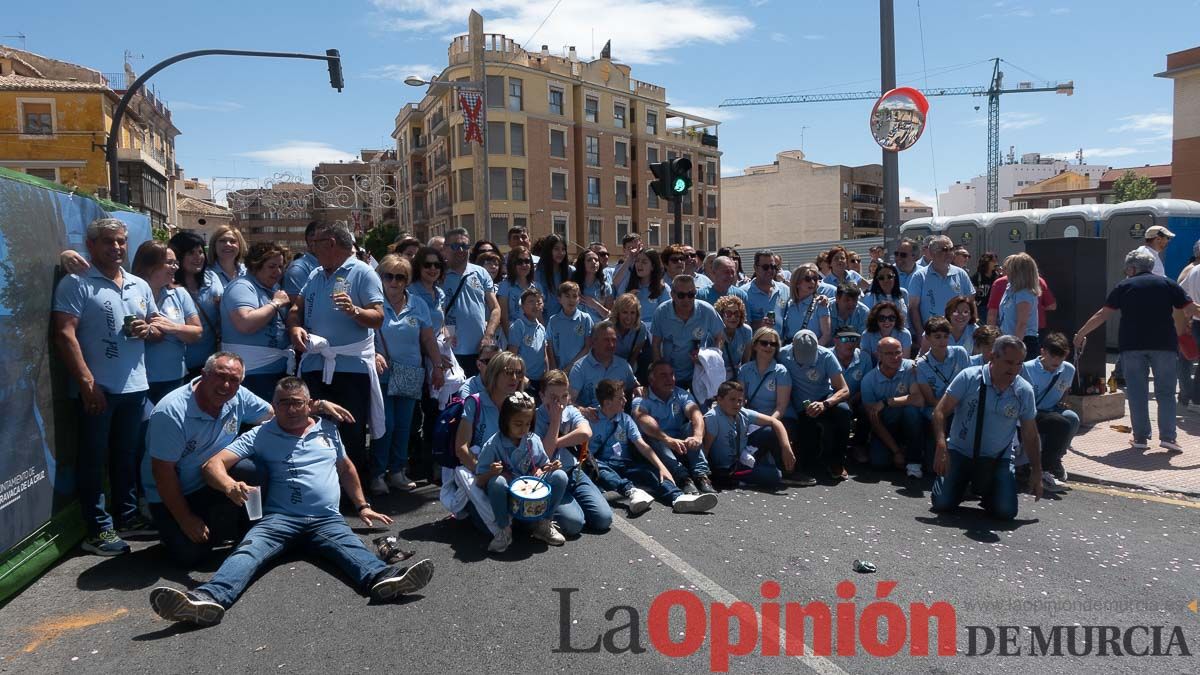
720, 58, 1074, 212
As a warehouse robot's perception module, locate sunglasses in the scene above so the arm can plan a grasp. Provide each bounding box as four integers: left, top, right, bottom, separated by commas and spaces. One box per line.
380, 272, 409, 282
803, 276, 822, 282
476, 248, 496, 255
596, 251, 610, 258
720, 310, 741, 318
674, 291, 697, 299
503, 368, 525, 377
449, 243, 470, 252
837, 335, 861, 343
894, 252, 910, 258
759, 264, 778, 271
878, 315, 897, 322
933, 247, 952, 253
422, 260, 445, 269
515, 258, 533, 265
877, 274, 896, 281
756, 339, 779, 348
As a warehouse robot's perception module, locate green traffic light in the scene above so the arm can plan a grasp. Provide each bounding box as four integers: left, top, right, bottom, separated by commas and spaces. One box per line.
672, 178, 687, 194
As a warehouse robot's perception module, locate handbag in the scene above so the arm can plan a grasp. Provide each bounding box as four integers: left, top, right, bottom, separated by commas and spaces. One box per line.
388, 361, 424, 399
965, 377, 1006, 495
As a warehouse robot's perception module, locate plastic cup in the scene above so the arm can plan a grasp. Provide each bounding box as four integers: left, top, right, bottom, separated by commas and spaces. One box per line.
245, 487, 263, 521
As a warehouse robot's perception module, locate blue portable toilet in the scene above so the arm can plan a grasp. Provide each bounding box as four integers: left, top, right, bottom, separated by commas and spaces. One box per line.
986, 209, 1044, 262
941, 213, 991, 261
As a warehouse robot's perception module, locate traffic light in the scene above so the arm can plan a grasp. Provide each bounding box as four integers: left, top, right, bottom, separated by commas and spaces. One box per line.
650, 161, 671, 199
326, 49, 344, 92
649, 158, 693, 200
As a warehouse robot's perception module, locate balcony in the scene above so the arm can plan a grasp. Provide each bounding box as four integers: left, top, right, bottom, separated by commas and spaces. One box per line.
430, 112, 448, 137
411, 172, 428, 191
433, 154, 449, 174
410, 137, 428, 156
852, 193, 883, 205
116, 146, 169, 179
434, 196, 451, 216
853, 219, 883, 229
701, 132, 719, 148
413, 208, 429, 226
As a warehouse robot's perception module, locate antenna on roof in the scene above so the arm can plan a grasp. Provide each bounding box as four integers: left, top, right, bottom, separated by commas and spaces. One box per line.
2, 33, 27, 50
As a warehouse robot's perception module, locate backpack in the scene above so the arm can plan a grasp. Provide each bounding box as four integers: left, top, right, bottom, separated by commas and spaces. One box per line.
431, 393, 480, 468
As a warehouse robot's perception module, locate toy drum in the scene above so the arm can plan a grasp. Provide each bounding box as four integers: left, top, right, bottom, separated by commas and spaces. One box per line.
508, 475, 552, 521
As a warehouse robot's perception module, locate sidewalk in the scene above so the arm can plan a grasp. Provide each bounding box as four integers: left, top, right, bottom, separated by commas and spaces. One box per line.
1061, 361, 1200, 496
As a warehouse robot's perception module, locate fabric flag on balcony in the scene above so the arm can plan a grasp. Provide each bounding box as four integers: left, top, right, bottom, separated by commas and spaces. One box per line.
459, 91, 484, 145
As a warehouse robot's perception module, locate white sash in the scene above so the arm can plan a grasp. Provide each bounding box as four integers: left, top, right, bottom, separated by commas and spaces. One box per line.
221, 342, 295, 374
299, 333, 386, 440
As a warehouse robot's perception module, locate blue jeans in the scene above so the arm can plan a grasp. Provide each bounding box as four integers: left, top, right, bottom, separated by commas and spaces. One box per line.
484, 470, 569, 530
78, 390, 146, 534
553, 468, 613, 535
790, 402, 853, 467
868, 406, 926, 469
148, 459, 263, 567
196, 514, 393, 608
931, 450, 1018, 520
593, 456, 683, 504
1035, 409, 1080, 475
372, 395, 418, 479
649, 439, 711, 481
1122, 349, 1178, 443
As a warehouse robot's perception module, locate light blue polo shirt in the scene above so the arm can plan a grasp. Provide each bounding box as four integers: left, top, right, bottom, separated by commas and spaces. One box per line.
535, 404, 588, 470
615, 323, 648, 362
779, 344, 842, 409
703, 407, 753, 470
861, 359, 918, 404
777, 294, 829, 339
284, 252, 319, 297
836, 347, 873, 397
457, 375, 485, 399
569, 352, 636, 408
476, 432, 550, 476
998, 288, 1039, 338
508, 315, 548, 379
817, 281, 839, 300
410, 281, 446, 334
632, 387, 697, 438
548, 308, 594, 368
861, 329, 913, 362
444, 263, 494, 356
497, 279, 533, 324
950, 323, 977, 350
588, 410, 642, 462
52, 266, 158, 394
908, 264, 974, 324
831, 302, 870, 336
213, 261, 246, 287
697, 284, 748, 307
737, 361, 790, 415
635, 281, 672, 328
536, 266, 572, 319
916, 345, 972, 399
863, 289, 911, 331
220, 275, 288, 375
742, 279, 788, 324
463, 391, 500, 448
1020, 357, 1076, 411
720, 325, 753, 379
824, 270, 865, 288
897, 266, 919, 293
650, 299, 723, 380
379, 294, 432, 368
142, 381, 271, 502
146, 286, 198, 383
693, 273, 713, 291
225, 417, 347, 518
299, 255, 385, 374
579, 277, 612, 321
186, 269, 223, 371
968, 353, 985, 367
945, 365, 1036, 458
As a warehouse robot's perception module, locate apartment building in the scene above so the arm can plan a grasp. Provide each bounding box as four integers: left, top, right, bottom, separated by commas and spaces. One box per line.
228, 182, 313, 253
392, 15, 721, 254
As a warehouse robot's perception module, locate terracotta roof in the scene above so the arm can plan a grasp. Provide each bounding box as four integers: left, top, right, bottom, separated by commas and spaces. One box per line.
901, 197, 930, 208
1099, 164, 1171, 184
0, 48, 44, 77
0, 74, 110, 92
176, 195, 232, 217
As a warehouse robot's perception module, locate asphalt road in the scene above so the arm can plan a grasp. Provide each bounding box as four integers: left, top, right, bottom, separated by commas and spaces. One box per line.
2, 472, 1198, 674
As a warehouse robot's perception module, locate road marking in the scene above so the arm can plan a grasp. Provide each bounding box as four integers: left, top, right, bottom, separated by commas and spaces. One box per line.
1070, 482, 1200, 508
20, 607, 129, 653
610, 514, 850, 675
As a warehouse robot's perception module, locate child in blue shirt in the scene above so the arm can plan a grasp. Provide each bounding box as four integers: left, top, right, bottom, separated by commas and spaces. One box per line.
702, 381, 797, 488
507, 287, 550, 388
1018, 332, 1078, 494
475, 392, 569, 553
536, 370, 611, 534
547, 281, 594, 373
914, 316, 971, 419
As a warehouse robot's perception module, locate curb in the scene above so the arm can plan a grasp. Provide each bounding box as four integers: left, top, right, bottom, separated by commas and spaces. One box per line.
1063, 470, 1200, 500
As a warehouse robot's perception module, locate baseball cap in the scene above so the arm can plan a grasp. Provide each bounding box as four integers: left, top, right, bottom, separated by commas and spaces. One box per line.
792, 329, 819, 365
1145, 225, 1175, 240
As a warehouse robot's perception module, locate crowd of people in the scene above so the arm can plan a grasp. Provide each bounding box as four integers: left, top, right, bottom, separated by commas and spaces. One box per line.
49, 217, 1198, 628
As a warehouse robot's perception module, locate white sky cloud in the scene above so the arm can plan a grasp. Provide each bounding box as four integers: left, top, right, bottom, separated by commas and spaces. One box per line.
1110, 112, 1173, 142
1045, 147, 1141, 161
667, 105, 732, 127
362, 63, 441, 81
237, 141, 358, 168
171, 100, 243, 113
721, 165, 744, 177
801, 34, 825, 40
900, 186, 940, 216
964, 111, 1045, 131
1050, 7, 1070, 15
370, 0, 754, 65
770, 32, 787, 43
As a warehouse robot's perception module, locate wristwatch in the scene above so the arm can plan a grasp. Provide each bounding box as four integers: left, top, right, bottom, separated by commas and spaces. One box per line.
356, 502, 371, 512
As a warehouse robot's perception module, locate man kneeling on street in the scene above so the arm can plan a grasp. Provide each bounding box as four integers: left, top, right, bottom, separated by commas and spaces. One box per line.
150, 377, 434, 626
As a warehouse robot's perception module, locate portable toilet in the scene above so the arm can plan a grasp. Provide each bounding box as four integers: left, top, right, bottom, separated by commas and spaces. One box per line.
941, 213, 991, 261
985, 210, 1042, 262
1039, 203, 1112, 239
899, 217, 935, 250
1103, 199, 1200, 280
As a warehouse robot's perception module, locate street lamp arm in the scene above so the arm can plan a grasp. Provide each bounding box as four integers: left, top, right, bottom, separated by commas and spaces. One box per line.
105, 48, 342, 204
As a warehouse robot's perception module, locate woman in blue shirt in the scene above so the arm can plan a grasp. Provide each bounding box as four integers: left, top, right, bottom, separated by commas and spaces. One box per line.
624, 249, 670, 330
714, 295, 752, 381
736, 327, 791, 420
823, 245, 868, 290
134, 241, 201, 403
572, 249, 612, 321
536, 235, 574, 320
208, 225, 247, 287
776, 263, 830, 343
497, 245, 536, 342
411, 246, 448, 336
944, 295, 978, 351
169, 231, 223, 378
220, 242, 292, 401
996, 252, 1042, 355
613, 292, 650, 383
861, 301, 913, 362
863, 262, 910, 332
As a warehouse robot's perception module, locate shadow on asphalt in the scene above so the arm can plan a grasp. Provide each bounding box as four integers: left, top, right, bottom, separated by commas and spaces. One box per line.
915, 512, 1039, 543
75, 545, 222, 592
1068, 444, 1200, 472
131, 621, 207, 641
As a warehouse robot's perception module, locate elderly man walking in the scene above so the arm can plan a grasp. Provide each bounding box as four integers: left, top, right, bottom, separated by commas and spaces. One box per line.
1075, 249, 1199, 453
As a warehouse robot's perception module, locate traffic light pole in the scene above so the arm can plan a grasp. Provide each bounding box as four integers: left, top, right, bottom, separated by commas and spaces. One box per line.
672, 196, 682, 245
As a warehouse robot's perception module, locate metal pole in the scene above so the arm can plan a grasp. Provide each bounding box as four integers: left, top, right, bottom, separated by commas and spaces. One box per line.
672, 197, 682, 244
879, 0, 900, 254
105, 48, 340, 203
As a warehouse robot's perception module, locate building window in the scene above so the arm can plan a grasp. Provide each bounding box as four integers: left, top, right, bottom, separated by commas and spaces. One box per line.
617, 217, 631, 242
21, 101, 53, 135
553, 214, 569, 242
487, 122, 506, 154
616, 178, 629, 206
648, 190, 660, 210
706, 160, 717, 186
615, 140, 628, 168
490, 215, 509, 243
614, 103, 626, 129
842, 208, 848, 223
588, 217, 602, 244
486, 75, 505, 108
511, 168, 526, 201
550, 129, 566, 158
510, 123, 525, 157
646, 145, 659, 164
706, 193, 717, 219
683, 224, 694, 247
551, 171, 568, 201
586, 136, 600, 167
459, 213, 475, 230
508, 78, 523, 111
549, 87, 564, 115
646, 110, 658, 135
1047, 198, 1063, 208
707, 226, 718, 252
647, 221, 661, 246
587, 176, 601, 206
842, 182, 849, 195
681, 189, 693, 215
458, 169, 473, 202
24, 167, 57, 181
513, 214, 528, 230
489, 167, 508, 200
585, 96, 598, 123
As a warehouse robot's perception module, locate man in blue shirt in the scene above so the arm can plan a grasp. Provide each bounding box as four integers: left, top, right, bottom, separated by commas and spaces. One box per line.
742, 250, 789, 327
907, 235, 975, 350
283, 221, 321, 300
443, 228, 501, 378
894, 238, 921, 293
569, 321, 638, 409
829, 284, 870, 342
633, 361, 714, 494
779, 330, 852, 480
697, 256, 748, 306
651, 275, 724, 388
931, 335, 1043, 520
1019, 332, 1077, 495
52, 217, 158, 555
288, 222, 385, 487
832, 326, 873, 462
860, 337, 928, 478
149, 377, 434, 627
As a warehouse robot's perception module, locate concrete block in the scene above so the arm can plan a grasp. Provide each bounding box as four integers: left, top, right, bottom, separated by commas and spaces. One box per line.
1064, 392, 1126, 425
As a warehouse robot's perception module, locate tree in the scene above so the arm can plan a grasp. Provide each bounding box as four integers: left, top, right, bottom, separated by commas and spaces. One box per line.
1111, 170, 1157, 203
362, 221, 398, 262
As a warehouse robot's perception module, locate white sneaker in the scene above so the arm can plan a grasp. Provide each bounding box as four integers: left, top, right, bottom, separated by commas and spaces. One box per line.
672, 493, 718, 514
531, 519, 566, 546
1160, 440, 1184, 454
369, 476, 389, 496
1041, 471, 1068, 494
387, 469, 417, 490
1130, 438, 1150, 450
905, 463, 923, 479
487, 526, 512, 553
625, 487, 655, 515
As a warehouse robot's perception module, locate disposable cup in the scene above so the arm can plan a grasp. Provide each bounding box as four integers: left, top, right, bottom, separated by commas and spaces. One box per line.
245, 487, 263, 521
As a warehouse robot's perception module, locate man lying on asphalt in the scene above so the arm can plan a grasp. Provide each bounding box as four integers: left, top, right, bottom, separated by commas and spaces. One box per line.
149, 376, 434, 626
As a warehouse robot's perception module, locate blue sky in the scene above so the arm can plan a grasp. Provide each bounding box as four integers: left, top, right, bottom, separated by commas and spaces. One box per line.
7, 0, 1197, 213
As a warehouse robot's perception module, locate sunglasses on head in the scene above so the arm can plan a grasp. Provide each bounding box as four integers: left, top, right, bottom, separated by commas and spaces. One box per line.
422, 260, 445, 269
380, 272, 408, 283
756, 339, 779, 348
674, 291, 697, 299
449, 242, 470, 251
